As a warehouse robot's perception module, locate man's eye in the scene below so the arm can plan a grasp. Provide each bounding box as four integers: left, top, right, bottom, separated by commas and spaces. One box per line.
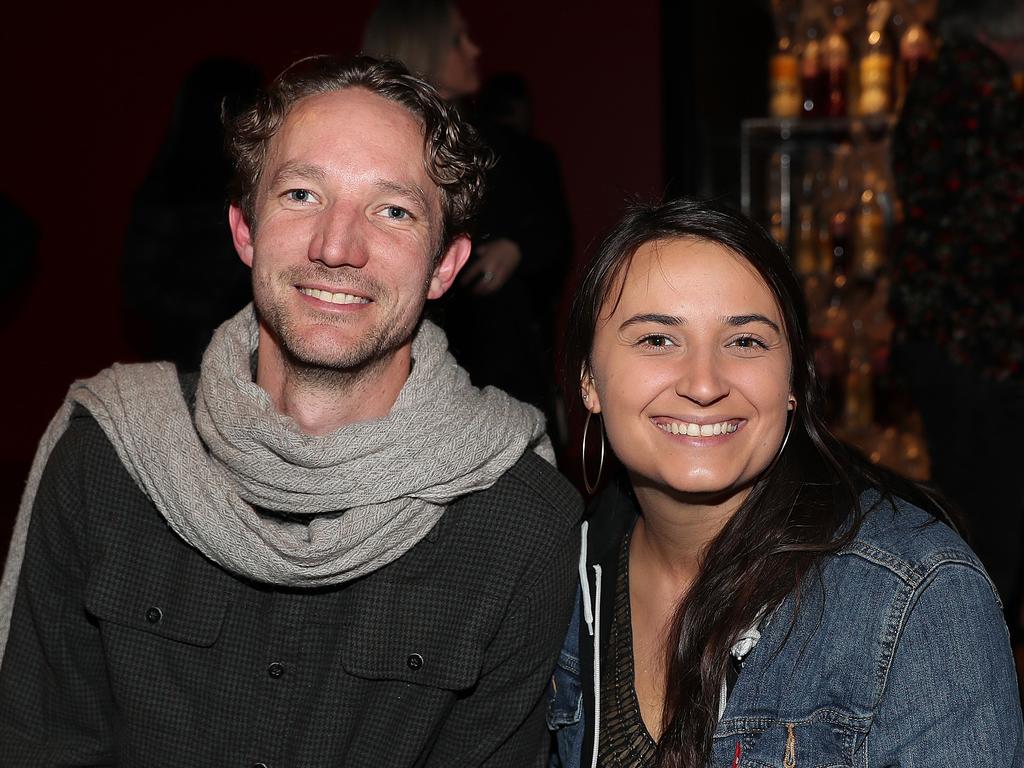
382, 206, 410, 220
284, 189, 316, 204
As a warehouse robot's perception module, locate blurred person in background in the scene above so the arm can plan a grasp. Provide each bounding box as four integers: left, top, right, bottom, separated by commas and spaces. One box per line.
363, 0, 573, 439
0, 194, 38, 327
890, 0, 1024, 634
122, 58, 262, 370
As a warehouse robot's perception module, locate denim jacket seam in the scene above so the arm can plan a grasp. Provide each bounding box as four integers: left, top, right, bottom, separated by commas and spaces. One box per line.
873, 557, 998, 710
836, 541, 921, 584
717, 707, 872, 735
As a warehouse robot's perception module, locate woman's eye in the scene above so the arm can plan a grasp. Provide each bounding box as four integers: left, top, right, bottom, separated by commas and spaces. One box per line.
284, 189, 316, 204
638, 334, 674, 349
730, 335, 769, 351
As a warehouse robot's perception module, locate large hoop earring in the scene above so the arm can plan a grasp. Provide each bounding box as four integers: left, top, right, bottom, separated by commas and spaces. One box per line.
773, 405, 796, 466
581, 410, 606, 495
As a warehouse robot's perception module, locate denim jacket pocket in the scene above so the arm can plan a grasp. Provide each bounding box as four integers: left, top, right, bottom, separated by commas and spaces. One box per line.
546, 648, 583, 728
713, 717, 855, 768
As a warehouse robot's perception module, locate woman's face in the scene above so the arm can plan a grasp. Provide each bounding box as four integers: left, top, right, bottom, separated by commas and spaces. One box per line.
584, 238, 794, 503
435, 8, 481, 99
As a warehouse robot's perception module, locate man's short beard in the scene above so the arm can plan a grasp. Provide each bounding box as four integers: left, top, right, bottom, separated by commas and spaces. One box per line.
252, 265, 420, 387
270, 311, 412, 388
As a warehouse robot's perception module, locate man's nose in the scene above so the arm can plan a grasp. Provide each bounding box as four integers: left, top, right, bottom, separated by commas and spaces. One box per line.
674, 346, 729, 407
307, 204, 370, 269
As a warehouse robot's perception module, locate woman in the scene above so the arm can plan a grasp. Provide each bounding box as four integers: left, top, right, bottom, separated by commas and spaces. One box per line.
549, 198, 1022, 767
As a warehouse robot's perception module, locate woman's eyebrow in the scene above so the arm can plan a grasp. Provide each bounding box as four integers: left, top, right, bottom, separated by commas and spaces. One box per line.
619, 313, 684, 331
724, 314, 781, 333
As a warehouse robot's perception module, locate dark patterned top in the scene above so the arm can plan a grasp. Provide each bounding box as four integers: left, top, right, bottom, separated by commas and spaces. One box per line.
0, 408, 581, 767
890, 35, 1024, 382
598, 534, 658, 767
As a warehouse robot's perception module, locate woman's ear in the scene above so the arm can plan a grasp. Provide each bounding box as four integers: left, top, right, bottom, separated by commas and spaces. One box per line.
787, 395, 797, 411
581, 367, 601, 413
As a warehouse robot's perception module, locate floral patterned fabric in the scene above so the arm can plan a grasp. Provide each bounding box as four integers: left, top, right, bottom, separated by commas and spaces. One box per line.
891, 35, 1024, 382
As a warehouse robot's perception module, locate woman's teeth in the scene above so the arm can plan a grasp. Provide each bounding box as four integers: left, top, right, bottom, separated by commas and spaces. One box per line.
657, 420, 738, 437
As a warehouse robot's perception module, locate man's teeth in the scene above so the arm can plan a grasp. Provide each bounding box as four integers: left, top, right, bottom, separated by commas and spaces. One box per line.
657, 420, 738, 437
299, 287, 370, 305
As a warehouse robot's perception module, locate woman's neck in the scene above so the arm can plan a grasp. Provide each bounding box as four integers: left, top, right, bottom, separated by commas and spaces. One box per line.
630, 478, 748, 583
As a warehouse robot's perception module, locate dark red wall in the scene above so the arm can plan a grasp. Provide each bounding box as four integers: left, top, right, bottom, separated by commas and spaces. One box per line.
0, 2, 663, 535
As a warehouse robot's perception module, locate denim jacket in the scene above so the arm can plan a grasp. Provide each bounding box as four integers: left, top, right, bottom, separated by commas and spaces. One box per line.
547, 483, 1024, 767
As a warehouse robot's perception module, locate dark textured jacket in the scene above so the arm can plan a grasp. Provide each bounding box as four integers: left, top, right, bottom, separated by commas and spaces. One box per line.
0, 407, 581, 767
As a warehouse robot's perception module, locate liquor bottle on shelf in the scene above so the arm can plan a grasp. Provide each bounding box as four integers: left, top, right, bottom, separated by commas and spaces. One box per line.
843, 320, 874, 432
897, 21, 933, 107
858, 0, 894, 116
798, 5, 827, 118
813, 158, 834, 275
816, 283, 851, 424
895, 0, 935, 109
823, 16, 851, 117
793, 149, 823, 275
852, 167, 886, 279
801, 33, 825, 118
826, 143, 856, 287
770, 0, 802, 118
794, 192, 819, 275
766, 150, 791, 245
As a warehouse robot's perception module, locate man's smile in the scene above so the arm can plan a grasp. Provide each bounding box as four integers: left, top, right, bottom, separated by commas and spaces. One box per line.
297, 286, 372, 305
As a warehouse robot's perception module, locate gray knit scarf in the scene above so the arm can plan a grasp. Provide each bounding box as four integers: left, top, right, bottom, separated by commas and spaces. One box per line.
0, 305, 552, 659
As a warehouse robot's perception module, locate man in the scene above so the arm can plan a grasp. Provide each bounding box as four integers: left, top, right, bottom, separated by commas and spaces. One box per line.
0, 56, 581, 766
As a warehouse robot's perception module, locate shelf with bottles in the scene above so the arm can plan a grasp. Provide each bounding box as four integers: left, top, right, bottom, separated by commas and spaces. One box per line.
741, 0, 937, 480
767, 0, 935, 122
741, 125, 929, 478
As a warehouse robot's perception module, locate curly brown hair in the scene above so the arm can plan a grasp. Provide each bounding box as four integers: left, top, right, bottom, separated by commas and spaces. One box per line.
224, 54, 492, 249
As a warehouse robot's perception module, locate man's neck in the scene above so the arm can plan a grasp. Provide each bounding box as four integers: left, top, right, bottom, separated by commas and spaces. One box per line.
255, 331, 411, 436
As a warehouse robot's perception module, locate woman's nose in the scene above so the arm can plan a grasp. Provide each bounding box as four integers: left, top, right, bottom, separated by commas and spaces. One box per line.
674, 347, 729, 406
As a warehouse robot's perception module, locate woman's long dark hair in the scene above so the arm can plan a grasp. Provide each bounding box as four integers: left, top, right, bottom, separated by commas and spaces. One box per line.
564, 198, 955, 768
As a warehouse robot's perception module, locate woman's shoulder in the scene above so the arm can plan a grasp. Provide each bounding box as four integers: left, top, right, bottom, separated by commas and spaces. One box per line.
837, 489, 994, 596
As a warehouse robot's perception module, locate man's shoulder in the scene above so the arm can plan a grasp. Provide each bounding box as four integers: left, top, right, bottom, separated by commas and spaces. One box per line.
490, 451, 582, 522
456, 450, 582, 539
396, 451, 581, 586
47, 405, 124, 482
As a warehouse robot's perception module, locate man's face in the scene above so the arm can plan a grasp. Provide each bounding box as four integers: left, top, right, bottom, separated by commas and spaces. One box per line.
230, 88, 468, 375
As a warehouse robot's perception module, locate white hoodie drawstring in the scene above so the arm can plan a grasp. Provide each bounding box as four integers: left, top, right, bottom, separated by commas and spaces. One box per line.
578, 521, 594, 636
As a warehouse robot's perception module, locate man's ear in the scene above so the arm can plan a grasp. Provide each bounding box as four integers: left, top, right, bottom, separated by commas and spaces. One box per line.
427, 234, 472, 299
581, 366, 602, 414
229, 203, 255, 268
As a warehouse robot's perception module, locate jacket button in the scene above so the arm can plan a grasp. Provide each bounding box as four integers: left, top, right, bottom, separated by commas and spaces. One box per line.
145, 607, 162, 624
267, 662, 285, 679
406, 653, 424, 671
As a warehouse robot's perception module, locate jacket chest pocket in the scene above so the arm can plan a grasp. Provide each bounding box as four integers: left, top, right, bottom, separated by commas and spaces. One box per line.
84, 533, 233, 648
82, 534, 235, 744
713, 719, 856, 768
338, 581, 489, 691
